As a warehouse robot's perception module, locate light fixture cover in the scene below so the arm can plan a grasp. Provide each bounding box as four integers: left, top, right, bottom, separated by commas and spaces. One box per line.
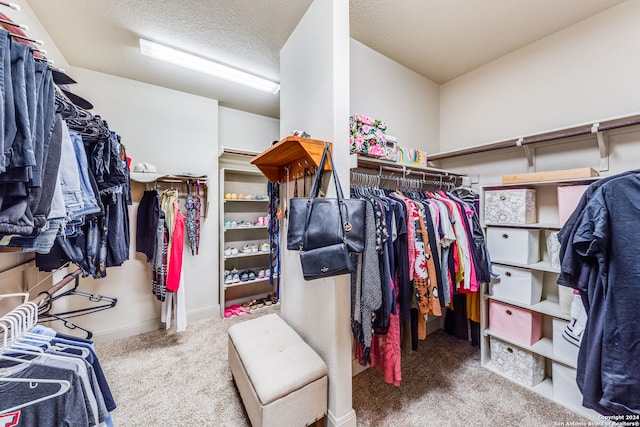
139, 38, 280, 94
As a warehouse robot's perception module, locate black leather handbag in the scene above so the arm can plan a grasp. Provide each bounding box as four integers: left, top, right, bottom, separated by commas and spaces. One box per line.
287, 144, 365, 254
299, 242, 355, 281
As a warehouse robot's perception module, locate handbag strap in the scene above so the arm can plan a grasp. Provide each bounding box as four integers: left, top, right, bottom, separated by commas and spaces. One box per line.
308, 144, 345, 200
300, 144, 348, 249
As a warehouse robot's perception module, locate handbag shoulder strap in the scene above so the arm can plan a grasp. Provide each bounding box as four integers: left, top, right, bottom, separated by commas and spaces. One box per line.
308, 143, 345, 200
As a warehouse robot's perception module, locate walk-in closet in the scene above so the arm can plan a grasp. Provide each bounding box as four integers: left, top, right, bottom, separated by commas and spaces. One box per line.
1, 0, 639, 426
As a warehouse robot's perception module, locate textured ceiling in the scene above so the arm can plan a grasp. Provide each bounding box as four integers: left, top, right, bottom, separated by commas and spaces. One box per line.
27, 0, 625, 119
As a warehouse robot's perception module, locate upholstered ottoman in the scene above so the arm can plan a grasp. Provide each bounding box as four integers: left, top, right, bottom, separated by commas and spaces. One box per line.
228, 313, 328, 427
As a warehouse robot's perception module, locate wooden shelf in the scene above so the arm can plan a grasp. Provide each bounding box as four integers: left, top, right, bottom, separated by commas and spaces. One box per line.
250, 136, 331, 182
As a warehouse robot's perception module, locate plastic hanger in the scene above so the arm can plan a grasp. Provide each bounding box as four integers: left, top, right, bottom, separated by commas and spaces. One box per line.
0, 378, 71, 415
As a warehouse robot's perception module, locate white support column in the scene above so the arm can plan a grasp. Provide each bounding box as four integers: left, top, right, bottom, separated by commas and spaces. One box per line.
280, 0, 355, 426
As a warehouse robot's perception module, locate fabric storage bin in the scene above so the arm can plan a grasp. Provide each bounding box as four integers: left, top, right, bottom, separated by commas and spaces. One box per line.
545, 230, 561, 270
489, 300, 543, 346
552, 362, 583, 407
552, 319, 579, 363
486, 227, 540, 265
490, 264, 543, 305
558, 285, 574, 316
490, 336, 545, 387
485, 189, 536, 224
557, 185, 588, 226
349, 114, 387, 158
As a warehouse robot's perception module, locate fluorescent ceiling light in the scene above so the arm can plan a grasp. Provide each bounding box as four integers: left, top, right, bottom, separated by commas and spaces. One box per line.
140, 38, 280, 94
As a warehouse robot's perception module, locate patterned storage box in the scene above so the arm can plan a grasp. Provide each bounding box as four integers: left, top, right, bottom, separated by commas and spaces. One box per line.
349, 114, 387, 158
491, 336, 546, 387
382, 135, 398, 162
545, 230, 561, 270
485, 189, 536, 224
489, 300, 543, 346
397, 145, 428, 167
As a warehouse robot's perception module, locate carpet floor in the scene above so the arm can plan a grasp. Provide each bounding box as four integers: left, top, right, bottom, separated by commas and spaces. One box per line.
95, 308, 589, 426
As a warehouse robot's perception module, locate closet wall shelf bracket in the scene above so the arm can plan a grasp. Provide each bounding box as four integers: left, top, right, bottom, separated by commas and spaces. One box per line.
516, 137, 536, 172
591, 123, 609, 172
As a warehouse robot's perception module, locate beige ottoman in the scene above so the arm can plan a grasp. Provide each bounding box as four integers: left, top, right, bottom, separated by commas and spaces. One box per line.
228, 313, 328, 427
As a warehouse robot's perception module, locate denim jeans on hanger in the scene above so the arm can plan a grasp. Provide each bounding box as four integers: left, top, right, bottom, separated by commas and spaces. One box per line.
69, 129, 101, 218
0, 40, 36, 182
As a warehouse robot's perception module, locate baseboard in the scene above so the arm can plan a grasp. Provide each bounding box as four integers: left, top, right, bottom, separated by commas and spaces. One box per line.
327, 408, 356, 427
92, 319, 162, 343
187, 305, 220, 322
92, 305, 220, 343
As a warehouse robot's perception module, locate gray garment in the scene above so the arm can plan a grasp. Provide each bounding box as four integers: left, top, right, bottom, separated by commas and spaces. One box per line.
47, 349, 109, 424
0, 363, 90, 427
33, 353, 99, 426
360, 201, 382, 357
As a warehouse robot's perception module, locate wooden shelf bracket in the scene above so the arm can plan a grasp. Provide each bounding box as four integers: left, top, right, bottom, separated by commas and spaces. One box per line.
250, 136, 332, 182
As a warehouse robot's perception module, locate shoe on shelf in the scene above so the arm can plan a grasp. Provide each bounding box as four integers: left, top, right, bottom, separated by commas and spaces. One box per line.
258, 269, 266, 279
241, 244, 253, 254
224, 193, 232, 199
244, 194, 253, 200
224, 273, 234, 284
224, 247, 232, 256
231, 268, 240, 283
231, 193, 238, 199
225, 221, 237, 228
248, 271, 256, 281
251, 243, 258, 253
260, 242, 270, 252
240, 271, 249, 282
238, 220, 253, 227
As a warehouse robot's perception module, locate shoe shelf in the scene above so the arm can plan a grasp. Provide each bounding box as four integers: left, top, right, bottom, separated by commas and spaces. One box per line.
224, 274, 280, 289
220, 164, 279, 318
224, 225, 268, 231
223, 252, 270, 260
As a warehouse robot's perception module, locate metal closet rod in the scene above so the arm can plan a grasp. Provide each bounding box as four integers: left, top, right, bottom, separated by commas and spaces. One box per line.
31, 269, 83, 307
355, 164, 462, 181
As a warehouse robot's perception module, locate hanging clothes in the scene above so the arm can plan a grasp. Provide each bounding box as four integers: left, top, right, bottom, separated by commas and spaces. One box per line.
557, 171, 640, 416
349, 176, 491, 386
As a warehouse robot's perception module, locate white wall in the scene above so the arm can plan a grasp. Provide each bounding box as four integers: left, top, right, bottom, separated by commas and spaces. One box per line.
350, 39, 440, 153
65, 67, 220, 340
219, 106, 279, 154
280, 0, 355, 426
440, 0, 640, 151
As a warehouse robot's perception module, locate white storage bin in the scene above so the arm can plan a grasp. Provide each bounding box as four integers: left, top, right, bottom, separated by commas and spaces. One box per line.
490, 264, 543, 305
490, 336, 545, 387
552, 362, 583, 406
485, 189, 536, 224
552, 319, 579, 363
486, 227, 540, 265
558, 285, 574, 316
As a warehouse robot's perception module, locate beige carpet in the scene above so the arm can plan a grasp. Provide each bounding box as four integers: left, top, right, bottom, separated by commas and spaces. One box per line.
95, 308, 589, 426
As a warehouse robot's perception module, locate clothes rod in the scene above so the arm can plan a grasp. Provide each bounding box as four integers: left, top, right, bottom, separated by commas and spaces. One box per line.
31, 269, 82, 307
429, 114, 640, 161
